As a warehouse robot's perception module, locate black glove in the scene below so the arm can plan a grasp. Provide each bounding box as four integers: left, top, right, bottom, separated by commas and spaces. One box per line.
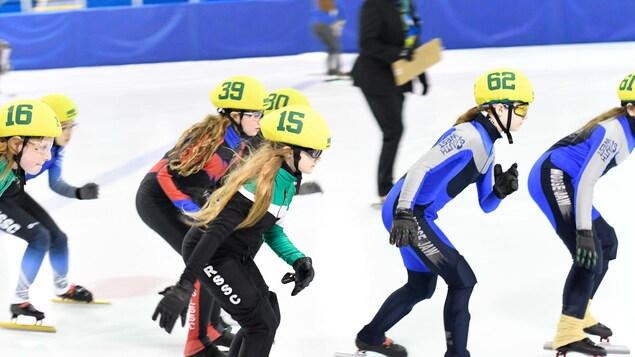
398, 47, 414, 61
419, 72, 429, 95
576, 230, 597, 270
76, 183, 99, 200
389, 208, 419, 247
492, 163, 519, 199
298, 182, 323, 195
152, 281, 195, 333
282, 257, 314, 296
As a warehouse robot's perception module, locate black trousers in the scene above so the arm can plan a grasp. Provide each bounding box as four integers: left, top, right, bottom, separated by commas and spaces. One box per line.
135, 174, 222, 349
182, 244, 280, 357
361, 89, 405, 197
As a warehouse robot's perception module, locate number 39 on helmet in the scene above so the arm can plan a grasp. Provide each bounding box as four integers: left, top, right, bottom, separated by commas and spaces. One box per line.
260, 105, 331, 150
210, 75, 269, 111
474, 68, 534, 106
0, 99, 62, 138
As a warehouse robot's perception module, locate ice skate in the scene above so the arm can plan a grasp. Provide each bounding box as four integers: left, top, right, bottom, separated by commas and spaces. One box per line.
52, 284, 110, 304
585, 322, 613, 342
550, 337, 607, 356
0, 303, 56, 333
188, 344, 227, 357
353, 337, 407, 357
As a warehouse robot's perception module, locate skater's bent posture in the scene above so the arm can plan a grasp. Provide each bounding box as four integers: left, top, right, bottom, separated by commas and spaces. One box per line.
527, 71, 635, 357
137, 75, 269, 356
355, 68, 533, 357
0, 99, 66, 321
152, 104, 330, 357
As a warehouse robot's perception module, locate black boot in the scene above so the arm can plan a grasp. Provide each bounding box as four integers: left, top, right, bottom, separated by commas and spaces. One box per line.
212, 327, 234, 348
58, 284, 93, 303
10, 302, 45, 321
355, 337, 407, 357
189, 344, 227, 357
584, 322, 613, 339
557, 338, 607, 356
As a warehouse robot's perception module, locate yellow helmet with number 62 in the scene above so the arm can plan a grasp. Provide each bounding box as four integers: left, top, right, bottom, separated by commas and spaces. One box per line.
210, 75, 269, 111
618, 72, 635, 104
474, 68, 534, 106
260, 105, 331, 150
0, 99, 62, 138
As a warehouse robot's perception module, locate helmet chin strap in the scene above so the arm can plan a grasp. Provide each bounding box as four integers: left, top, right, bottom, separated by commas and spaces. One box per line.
488, 104, 514, 144
291, 147, 303, 193
221, 109, 248, 138
14, 137, 28, 189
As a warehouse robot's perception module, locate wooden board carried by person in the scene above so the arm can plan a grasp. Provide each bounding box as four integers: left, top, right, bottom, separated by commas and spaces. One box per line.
392, 38, 443, 86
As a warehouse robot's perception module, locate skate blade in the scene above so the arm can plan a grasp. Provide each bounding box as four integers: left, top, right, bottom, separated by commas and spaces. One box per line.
334, 353, 365, 357
0, 321, 56, 333
51, 298, 111, 305
544, 341, 631, 354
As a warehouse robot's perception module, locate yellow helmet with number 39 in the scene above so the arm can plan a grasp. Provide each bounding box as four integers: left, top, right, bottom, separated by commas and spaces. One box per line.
260, 105, 331, 150
618, 72, 635, 104
0, 99, 62, 138
40, 94, 78, 123
264, 88, 311, 115
210, 75, 269, 111
474, 68, 534, 106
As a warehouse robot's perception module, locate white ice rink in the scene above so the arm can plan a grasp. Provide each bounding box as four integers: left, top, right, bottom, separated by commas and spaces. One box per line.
0, 41, 635, 357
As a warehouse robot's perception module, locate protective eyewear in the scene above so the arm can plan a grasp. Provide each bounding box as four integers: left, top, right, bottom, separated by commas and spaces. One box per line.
302, 148, 323, 159
242, 111, 264, 120
61, 122, 78, 131
27, 139, 54, 154
504, 103, 529, 117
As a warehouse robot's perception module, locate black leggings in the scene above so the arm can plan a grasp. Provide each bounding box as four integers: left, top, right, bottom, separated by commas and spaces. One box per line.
135, 174, 223, 348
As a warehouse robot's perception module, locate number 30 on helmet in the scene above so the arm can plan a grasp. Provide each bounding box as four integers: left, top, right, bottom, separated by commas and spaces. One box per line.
474, 68, 534, 106
260, 104, 331, 151
0, 99, 62, 138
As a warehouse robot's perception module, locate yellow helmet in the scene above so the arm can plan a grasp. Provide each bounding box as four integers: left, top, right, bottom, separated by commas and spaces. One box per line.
210, 75, 268, 111
40, 94, 78, 123
474, 68, 534, 106
0, 99, 62, 138
617, 72, 635, 104
264, 88, 311, 115
260, 105, 331, 150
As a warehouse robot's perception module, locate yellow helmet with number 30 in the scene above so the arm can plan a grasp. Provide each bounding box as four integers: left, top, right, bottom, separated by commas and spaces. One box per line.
617, 72, 635, 104
0, 99, 62, 138
264, 88, 311, 115
210, 75, 268, 111
474, 68, 534, 106
260, 105, 331, 150
40, 94, 78, 123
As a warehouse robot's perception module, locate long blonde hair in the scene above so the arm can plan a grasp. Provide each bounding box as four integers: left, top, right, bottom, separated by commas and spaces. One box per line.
578, 107, 628, 134
0, 137, 23, 180
168, 114, 232, 176
191, 141, 292, 229
453, 107, 481, 126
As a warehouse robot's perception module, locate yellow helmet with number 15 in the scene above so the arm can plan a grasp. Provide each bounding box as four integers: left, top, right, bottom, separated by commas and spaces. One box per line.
260, 105, 331, 150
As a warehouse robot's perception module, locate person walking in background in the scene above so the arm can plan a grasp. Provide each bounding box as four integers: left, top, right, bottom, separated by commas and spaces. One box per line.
354, 68, 533, 357
527, 72, 635, 357
351, 0, 428, 205
311, 0, 346, 75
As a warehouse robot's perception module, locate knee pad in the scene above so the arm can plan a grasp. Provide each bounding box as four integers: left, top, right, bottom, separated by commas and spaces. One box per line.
448, 256, 477, 289
49, 231, 68, 252
406, 270, 438, 300
595, 220, 618, 261
268, 291, 281, 328
27, 229, 52, 252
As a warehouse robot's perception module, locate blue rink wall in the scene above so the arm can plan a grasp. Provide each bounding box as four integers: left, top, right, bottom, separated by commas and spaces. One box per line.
0, 0, 634, 70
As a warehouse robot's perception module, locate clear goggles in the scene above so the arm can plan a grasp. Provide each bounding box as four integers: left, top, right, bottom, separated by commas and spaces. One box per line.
242, 111, 264, 120
503, 103, 529, 117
